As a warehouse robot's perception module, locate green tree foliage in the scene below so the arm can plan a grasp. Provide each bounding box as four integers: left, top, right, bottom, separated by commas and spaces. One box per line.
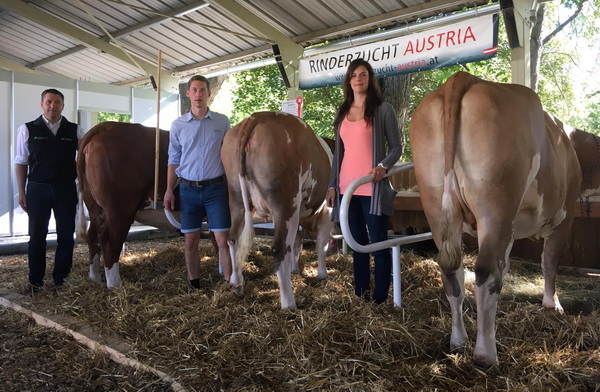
230, 65, 343, 138
230, 3, 598, 144
97, 112, 131, 123
303, 85, 344, 140
230, 66, 287, 125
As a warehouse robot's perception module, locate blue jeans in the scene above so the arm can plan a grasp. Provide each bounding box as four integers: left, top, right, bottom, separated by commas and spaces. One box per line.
179, 181, 231, 233
346, 195, 391, 304
26, 181, 77, 287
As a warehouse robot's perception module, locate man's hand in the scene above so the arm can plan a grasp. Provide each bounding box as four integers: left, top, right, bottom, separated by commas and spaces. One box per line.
18, 193, 27, 212
164, 189, 175, 212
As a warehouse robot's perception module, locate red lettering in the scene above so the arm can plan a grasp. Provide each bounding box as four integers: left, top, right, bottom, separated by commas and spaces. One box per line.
427, 35, 436, 51
463, 26, 476, 42
446, 30, 456, 46
416, 38, 426, 53
404, 41, 414, 56
436, 33, 444, 48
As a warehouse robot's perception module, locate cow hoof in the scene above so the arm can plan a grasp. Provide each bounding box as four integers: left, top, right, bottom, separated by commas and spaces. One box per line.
472, 356, 498, 370
317, 273, 328, 280
449, 343, 466, 354
228, 283, 243, 296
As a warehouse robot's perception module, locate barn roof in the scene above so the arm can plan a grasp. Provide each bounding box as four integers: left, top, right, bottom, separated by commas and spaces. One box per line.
0, 0, 494, 89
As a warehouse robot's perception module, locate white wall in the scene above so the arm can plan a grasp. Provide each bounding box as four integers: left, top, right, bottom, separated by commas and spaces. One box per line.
0, 72, 13, 237
0, 70, 181, 237
133, 87, 179, 130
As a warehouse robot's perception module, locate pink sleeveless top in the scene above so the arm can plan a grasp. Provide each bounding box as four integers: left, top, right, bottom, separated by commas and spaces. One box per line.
339, 117, 373, 196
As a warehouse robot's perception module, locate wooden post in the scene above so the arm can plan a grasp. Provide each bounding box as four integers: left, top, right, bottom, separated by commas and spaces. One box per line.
153, 50, 162, 208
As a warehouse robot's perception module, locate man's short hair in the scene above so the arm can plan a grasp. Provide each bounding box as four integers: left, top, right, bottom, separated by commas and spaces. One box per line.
41, 88, 64, 102
187, 75, 210, 91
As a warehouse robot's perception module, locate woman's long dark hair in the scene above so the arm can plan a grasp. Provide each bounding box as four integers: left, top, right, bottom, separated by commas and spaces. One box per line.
333, 58, 383, 132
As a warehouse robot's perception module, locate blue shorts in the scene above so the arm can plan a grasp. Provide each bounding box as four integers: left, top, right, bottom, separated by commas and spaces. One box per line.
179, 181, 231, 233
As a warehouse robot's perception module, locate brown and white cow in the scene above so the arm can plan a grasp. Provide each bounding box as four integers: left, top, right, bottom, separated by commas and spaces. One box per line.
558, 116, 600, 196
221, 112, 332, 310
409, 72, 582, 367
76, 122, 181, 287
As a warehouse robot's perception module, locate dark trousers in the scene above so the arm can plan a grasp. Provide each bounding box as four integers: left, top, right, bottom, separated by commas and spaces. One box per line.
26, 181, 77, 287
346, 195, 392, 304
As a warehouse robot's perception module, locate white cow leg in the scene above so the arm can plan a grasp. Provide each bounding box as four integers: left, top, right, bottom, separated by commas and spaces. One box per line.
441, 266, 467, 352
315, 211, 332, 280
473, 274, 499, 367
291, 230, 302, 275
228, 240, 244, 288
276, 255, 296, 310
540, 237, 564, 313
105, 263, 122, 288
89, 253, 102, 283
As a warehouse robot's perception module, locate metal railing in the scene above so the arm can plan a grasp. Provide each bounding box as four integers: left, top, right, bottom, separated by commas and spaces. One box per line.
339, 162, 433, 307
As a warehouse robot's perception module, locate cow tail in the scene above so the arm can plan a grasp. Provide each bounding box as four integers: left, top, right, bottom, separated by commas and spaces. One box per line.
76, 189, 88, 242
234, 117, 258, 266
75, 128, 97, 242
237, 116, 258, 177
438, 72, 477, 272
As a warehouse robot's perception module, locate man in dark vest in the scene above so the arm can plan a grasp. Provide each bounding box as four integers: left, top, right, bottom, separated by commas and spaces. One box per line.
15, 89, 85, 294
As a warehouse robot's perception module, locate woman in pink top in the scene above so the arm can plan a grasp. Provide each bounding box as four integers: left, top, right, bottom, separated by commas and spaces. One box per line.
326, 59, 403, 304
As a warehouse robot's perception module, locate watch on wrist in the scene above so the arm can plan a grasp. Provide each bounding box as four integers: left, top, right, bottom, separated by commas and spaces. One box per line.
378, 163, 387, 170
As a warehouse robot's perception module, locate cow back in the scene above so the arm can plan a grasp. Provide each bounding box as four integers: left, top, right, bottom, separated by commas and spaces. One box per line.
78, 121, 170, 215
223, 112, 331, 216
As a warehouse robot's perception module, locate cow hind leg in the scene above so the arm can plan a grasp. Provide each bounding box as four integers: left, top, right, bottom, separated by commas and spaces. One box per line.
100, 216, 132, 288
227, 177, 254, 291
272, 207, 301, 310
87, 216, 102, 283
472, 223, 514, 368
441, 266, 467, 353
434, 179, 468, 355
540, 213, 575, 313
313, 208, 332, 280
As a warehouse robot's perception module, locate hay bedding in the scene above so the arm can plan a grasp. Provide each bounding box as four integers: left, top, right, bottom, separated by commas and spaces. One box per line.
0, 237, 599, 392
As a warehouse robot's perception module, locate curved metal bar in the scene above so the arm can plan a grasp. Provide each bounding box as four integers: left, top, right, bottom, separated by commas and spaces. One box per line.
338, 162, 434, 307
339, 162, 433, 253
164, 208, 181, 229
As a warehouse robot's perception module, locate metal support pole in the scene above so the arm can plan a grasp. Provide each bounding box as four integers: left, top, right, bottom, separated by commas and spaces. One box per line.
392, 245, 402, 307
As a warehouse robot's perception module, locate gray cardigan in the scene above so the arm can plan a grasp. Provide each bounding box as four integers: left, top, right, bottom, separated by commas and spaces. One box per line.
328, 102, 404, 222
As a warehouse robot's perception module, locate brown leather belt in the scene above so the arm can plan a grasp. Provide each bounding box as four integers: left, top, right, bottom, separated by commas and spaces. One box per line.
180, 175, 225, 187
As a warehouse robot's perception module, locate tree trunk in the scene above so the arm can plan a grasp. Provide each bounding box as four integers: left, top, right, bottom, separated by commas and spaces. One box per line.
530, 5, 546, 92
379, 74, 412, 158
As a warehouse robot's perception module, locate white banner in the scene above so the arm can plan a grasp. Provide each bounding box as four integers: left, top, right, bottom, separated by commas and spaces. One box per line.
299, 14, 498, 90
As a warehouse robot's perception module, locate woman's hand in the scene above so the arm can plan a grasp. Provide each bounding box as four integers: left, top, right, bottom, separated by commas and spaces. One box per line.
326, 188, 336, 207
370, 164, 387, 183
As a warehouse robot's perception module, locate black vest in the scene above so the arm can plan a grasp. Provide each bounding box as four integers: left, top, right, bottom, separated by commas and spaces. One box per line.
26, 115, 78, 184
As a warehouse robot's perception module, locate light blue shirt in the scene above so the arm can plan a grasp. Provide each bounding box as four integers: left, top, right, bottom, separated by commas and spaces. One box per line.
168, 109, 230, 181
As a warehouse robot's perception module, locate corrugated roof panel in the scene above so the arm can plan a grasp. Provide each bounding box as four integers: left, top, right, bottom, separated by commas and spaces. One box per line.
291, 0, 348, 29
318, 0, 366, 24
243, 0, 312, 36
27, 0, 106, 34
42, 49, 141, 84
0, 13, 78, 65
373, 0, 407, 13
262, 0, 330, 32
0, 0, 495, 86
196, 6, 267, 48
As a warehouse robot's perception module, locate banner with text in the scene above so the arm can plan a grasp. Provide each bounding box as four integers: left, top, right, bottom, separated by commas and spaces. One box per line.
299, 14, 498, 90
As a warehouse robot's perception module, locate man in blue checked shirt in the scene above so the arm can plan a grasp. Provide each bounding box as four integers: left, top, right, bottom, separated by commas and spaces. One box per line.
164, 75, 232, 290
